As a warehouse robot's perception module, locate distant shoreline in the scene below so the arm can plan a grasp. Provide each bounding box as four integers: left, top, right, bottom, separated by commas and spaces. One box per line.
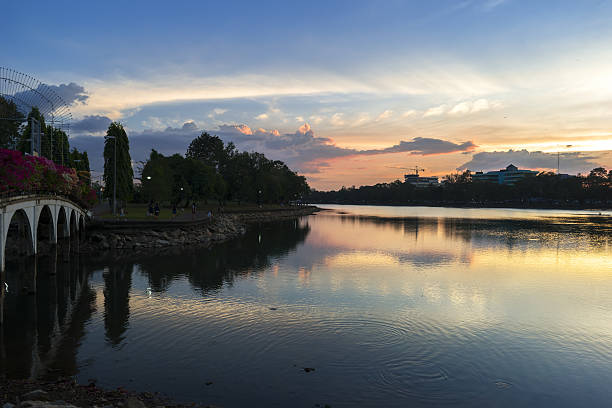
309, 202, 611, 212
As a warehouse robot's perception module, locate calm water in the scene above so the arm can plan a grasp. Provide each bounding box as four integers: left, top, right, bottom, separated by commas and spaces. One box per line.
1, 205, 612, 407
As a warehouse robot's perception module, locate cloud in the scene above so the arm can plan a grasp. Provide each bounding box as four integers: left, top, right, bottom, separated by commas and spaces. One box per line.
255, 113, 269, 120
213, 108, 227, 115
46, 82, 89, 105
71, 115, 112, 134
482, 0, 508, 10
423, 104, 447, 117
362, 137, 477, 156
214, 123, 478, 173
448, 98, 499, 115
71, 120, 478, 177
457, 149, 601, 174
449, 101, 471, 115
376, 110, 394, 121
71, 121, 202, 172
309, 115, 323, 124
11, 82, 89, 116
402, 110, 417, 117
330, 113, 345, 126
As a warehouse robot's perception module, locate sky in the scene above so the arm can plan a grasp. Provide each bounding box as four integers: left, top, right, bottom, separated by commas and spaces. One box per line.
2, 0, 612, 189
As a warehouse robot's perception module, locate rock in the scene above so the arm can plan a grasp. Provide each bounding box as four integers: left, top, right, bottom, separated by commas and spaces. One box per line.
303, 367, 316, 373
22, 390, 48, 400
21, 403, 78, 408
156, 239, 169, 245
3, 403, 16, 408
126, 397, 146, 408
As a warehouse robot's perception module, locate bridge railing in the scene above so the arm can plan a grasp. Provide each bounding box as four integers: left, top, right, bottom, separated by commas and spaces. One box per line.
0, 189, 91, 212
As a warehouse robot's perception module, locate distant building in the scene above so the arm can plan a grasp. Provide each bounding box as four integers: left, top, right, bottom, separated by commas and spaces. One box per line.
472, 164, 538, 185
404, 174, 439, 187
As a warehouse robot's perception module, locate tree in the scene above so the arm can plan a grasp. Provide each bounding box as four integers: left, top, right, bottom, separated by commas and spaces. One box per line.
186, 132, 226, 169
0, 96, 24, 149
103, 122, 133, 210
17, 107, 45, 154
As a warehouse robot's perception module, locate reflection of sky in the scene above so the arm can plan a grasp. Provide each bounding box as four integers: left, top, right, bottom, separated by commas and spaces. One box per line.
16, 209, 612, 407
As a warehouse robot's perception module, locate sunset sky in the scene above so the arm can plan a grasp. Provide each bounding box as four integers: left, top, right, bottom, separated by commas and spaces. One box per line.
3, 0, 612, 189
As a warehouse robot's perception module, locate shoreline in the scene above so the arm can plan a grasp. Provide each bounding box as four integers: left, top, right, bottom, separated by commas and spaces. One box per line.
309, 201, 612, 211
0, 377, 196, 408
79, 206, 318, 253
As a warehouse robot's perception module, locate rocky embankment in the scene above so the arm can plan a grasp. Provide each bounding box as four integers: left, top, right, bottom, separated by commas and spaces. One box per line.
0, 377, 195, 408
81, 207, 318, 252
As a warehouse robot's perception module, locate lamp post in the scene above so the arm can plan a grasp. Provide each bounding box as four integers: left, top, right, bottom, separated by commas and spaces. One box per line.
105, 135, 117, 216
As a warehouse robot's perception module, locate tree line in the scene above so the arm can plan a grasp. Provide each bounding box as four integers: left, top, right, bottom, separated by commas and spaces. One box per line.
103, 124, 310, 207
0, 96, 90, 173
307, 168, 612, 208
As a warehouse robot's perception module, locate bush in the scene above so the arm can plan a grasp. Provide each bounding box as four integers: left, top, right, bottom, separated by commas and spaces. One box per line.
0, 149, 97, 208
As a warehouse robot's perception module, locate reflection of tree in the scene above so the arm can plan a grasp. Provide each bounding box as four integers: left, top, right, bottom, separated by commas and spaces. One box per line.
0, 255, 96, 379
46, 281, 96, 377
333, 213, 611, 250
103, 264, 132, 346
135, 219, 311, 294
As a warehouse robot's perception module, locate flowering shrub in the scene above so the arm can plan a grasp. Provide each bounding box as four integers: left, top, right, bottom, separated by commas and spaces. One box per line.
0, 149, 96, 208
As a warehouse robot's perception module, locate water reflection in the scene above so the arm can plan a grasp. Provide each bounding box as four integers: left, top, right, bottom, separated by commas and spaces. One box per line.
1, 210, 611, 407
0, 218, 311, 379
0, 254, 95, 379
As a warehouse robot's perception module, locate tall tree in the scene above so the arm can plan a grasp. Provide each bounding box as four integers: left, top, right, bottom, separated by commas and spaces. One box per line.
103, 122, 133, 209
0, 96, 24, 149
186, 132, 226, 170
17, 107, 45, 155
141, 150, 173, 203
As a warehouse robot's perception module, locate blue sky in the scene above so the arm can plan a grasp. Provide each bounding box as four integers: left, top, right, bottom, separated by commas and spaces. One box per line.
3, 0, 612, 188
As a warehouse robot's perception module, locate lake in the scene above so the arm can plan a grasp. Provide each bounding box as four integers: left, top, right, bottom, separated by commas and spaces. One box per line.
2, 205, 612, 407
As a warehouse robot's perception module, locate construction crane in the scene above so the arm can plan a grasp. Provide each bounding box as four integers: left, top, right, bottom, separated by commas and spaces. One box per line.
407, 166, 426, 176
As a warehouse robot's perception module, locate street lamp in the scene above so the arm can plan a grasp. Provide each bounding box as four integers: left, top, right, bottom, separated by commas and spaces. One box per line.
105, 135, 117, 216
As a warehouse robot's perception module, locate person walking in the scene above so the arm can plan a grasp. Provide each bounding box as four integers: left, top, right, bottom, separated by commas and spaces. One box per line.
172, 203, 177, 218
191, 201, 196, 220
154, 202, 160, 218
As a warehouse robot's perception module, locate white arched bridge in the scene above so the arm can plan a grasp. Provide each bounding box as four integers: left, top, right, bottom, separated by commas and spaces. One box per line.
0, 194, 88, 273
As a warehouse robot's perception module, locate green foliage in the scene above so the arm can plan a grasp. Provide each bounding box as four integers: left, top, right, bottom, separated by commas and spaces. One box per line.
308, 169, 612, 208
0, 96, 24, 148
138, 132, 310, 206
17, 107, 45, 154
69, 148, 90, 172
140, 150, 218, 204
103, 122, 133, 207
186, 132, 226, 169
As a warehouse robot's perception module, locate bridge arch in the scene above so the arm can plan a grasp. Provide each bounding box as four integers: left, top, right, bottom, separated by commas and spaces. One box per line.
36, 205, 56, 246
69, 210, 78, 242
0, 195, 88, 272
2, 209, 35, 260
56, 207, 69, 240
78, 215, 85, 240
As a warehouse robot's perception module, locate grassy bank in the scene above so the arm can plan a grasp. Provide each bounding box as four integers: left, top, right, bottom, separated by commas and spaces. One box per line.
95, 202, 307, 221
